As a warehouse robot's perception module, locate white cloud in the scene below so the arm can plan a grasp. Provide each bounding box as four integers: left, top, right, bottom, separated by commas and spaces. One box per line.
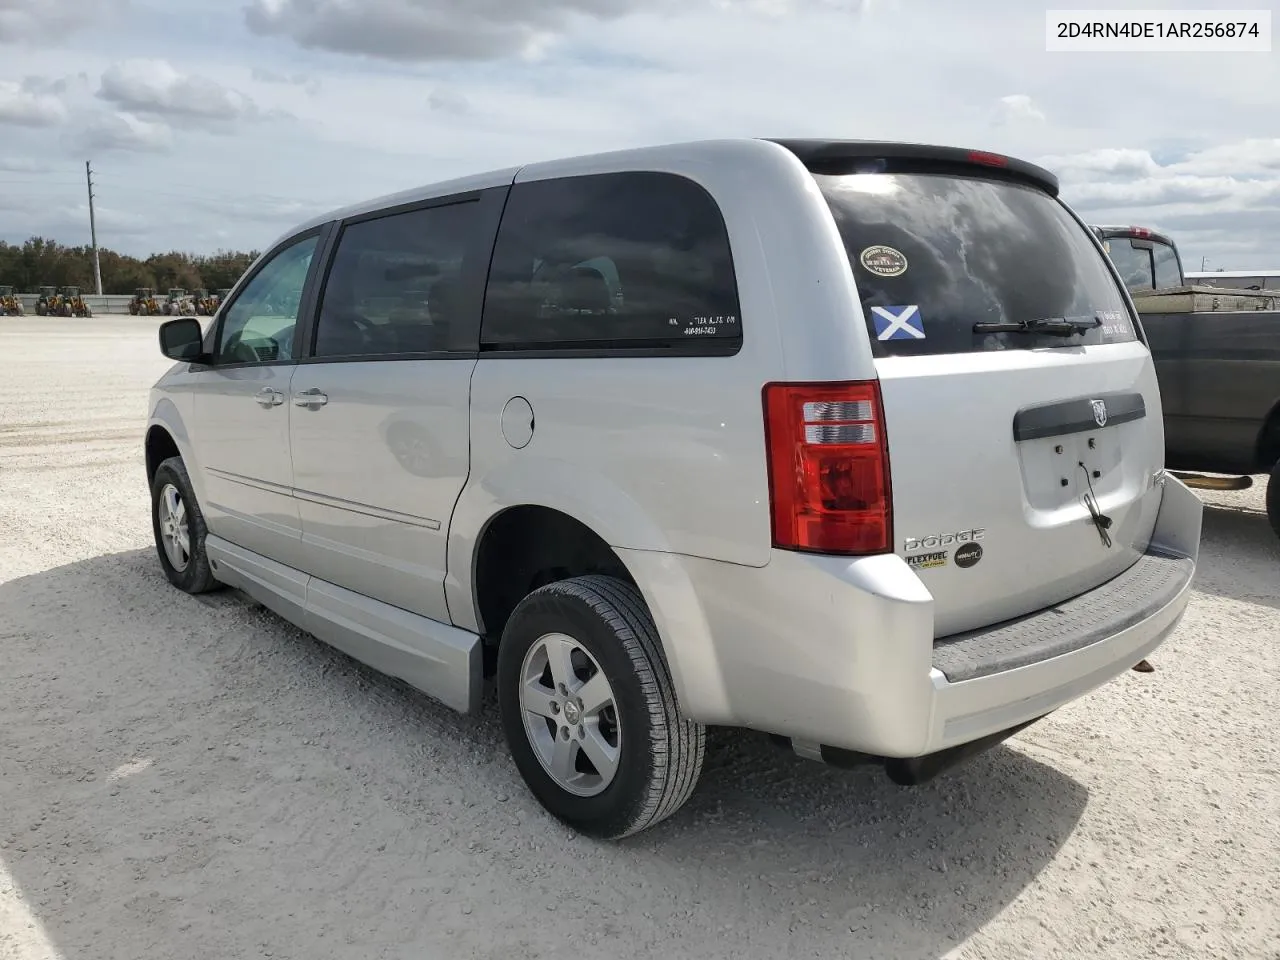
994, 94, 1045, 126
0, 157, 47, 172
251, 67, 322, 95
244, 0, 651, 61
76, 111, 173, 154
1044, 140, 1280, 271
427, 87, 469, 114
1171, 138, 1280, 178
98, 60, 259, 123
0, 79, 68, 127
0, 0, 124, 41
1038, 147, 1160, 180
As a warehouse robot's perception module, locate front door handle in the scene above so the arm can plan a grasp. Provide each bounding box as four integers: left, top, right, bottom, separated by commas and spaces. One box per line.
293, 388, 329, 408
254, 387, 285, 408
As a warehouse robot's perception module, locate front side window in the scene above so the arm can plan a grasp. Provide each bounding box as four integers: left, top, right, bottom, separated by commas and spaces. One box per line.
816, 172, 1137, 356
481, 172, 741, 351
313, 200, 480, 359
213, 234, 318, 364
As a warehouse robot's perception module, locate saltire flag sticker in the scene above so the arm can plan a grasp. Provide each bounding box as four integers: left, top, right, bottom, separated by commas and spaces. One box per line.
870, 304, 925, 341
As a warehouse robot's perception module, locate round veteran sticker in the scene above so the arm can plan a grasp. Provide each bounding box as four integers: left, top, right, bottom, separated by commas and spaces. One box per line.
859, 245, 908, 277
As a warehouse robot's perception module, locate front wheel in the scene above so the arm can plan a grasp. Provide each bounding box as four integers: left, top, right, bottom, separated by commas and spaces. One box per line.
150, 456, 220, 594
498, 575, 705, 839
1267, 462, 1280, 540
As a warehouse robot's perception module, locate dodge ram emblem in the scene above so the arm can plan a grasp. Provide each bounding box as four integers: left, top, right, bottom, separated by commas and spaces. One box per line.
1091, 399, 1108, 427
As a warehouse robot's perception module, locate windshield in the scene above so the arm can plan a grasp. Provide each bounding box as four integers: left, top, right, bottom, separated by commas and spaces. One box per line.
815, 172, 1137, 357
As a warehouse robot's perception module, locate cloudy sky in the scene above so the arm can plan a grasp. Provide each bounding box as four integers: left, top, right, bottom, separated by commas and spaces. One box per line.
1, 0, 1277, 268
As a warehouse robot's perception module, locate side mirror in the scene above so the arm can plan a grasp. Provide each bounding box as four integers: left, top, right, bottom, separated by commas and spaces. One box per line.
158, 317, 206, 361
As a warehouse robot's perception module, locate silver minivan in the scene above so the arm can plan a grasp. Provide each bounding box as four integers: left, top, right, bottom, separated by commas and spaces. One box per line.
147, 138, 1203, 838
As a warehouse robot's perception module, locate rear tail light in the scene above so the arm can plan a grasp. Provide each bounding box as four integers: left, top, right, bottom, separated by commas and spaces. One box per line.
762, 380, 892, 555
967, 150, 1009, 168
1129, 226, 1151, 238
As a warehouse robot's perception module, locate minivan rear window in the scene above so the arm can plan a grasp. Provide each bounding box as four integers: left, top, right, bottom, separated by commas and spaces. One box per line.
815, 172, 1137, 356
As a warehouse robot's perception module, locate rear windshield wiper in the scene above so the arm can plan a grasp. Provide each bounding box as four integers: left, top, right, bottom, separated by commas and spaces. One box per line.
973, 316, 1102, 338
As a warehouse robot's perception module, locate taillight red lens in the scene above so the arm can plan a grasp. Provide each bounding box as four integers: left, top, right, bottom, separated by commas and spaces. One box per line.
762, 381, 892, 555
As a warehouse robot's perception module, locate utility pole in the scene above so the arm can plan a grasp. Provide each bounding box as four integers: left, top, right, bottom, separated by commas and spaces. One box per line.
86, 161, 103, 296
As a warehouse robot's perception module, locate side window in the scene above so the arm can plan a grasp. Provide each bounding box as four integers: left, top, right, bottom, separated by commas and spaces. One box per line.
214, 234, 319, 364
1152, 242, 1182, 290
481, 172, 741, 350
313, 200, 479, 359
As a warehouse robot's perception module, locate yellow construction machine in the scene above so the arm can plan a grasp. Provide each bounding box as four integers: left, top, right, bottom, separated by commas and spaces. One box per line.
0, 286, 24, 316
193, 288, 218, 316
128, 288, 161, 316
162, 288, 193, 316
58, 286, 93, 317
34, 286, 60, 316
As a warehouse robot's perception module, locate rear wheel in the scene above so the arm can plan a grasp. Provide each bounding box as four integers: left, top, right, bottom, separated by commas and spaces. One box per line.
151, 456, 219, 594
1267, 462, 1280, 540
497, 575, 705, 839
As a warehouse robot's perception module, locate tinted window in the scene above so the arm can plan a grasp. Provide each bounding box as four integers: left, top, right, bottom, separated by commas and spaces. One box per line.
214, 234, 318, 364
481, 172, 740, 350
314, 200, 479, 358
816, 173, 1137, 356
1152, 241, 1183, 289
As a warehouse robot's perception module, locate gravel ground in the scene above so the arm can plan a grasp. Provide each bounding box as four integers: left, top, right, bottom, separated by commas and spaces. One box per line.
2, 316, 1278, 960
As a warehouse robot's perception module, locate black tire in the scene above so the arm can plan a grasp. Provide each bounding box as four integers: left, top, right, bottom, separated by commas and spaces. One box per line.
498, 575, 705, 839
1267, 462, 1280, 540
150, 456, 220, 594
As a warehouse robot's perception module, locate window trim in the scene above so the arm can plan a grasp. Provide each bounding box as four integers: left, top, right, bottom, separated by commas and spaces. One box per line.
476, 171, 744, 359
300, 187, 508, 365
200, 224, 333, 371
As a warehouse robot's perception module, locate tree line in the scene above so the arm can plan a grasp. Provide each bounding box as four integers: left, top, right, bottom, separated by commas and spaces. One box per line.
0, 238, 260, 295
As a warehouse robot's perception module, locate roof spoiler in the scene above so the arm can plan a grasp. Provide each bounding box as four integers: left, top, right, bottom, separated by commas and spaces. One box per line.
767, 139, 1059, 196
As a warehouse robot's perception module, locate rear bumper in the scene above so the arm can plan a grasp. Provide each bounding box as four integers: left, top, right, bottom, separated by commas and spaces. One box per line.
621, 473, 1202, 759
927, 550, 1192, 751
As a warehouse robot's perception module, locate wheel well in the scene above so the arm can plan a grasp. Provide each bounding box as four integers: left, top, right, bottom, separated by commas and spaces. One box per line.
473, 506, 636, 644
145, 426, 180, 483
1257, 402, 1280, 471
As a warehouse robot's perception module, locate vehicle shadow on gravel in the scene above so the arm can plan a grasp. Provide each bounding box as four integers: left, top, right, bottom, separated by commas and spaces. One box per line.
1, 549, 1087, 960
1192, 503, 1280, 610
